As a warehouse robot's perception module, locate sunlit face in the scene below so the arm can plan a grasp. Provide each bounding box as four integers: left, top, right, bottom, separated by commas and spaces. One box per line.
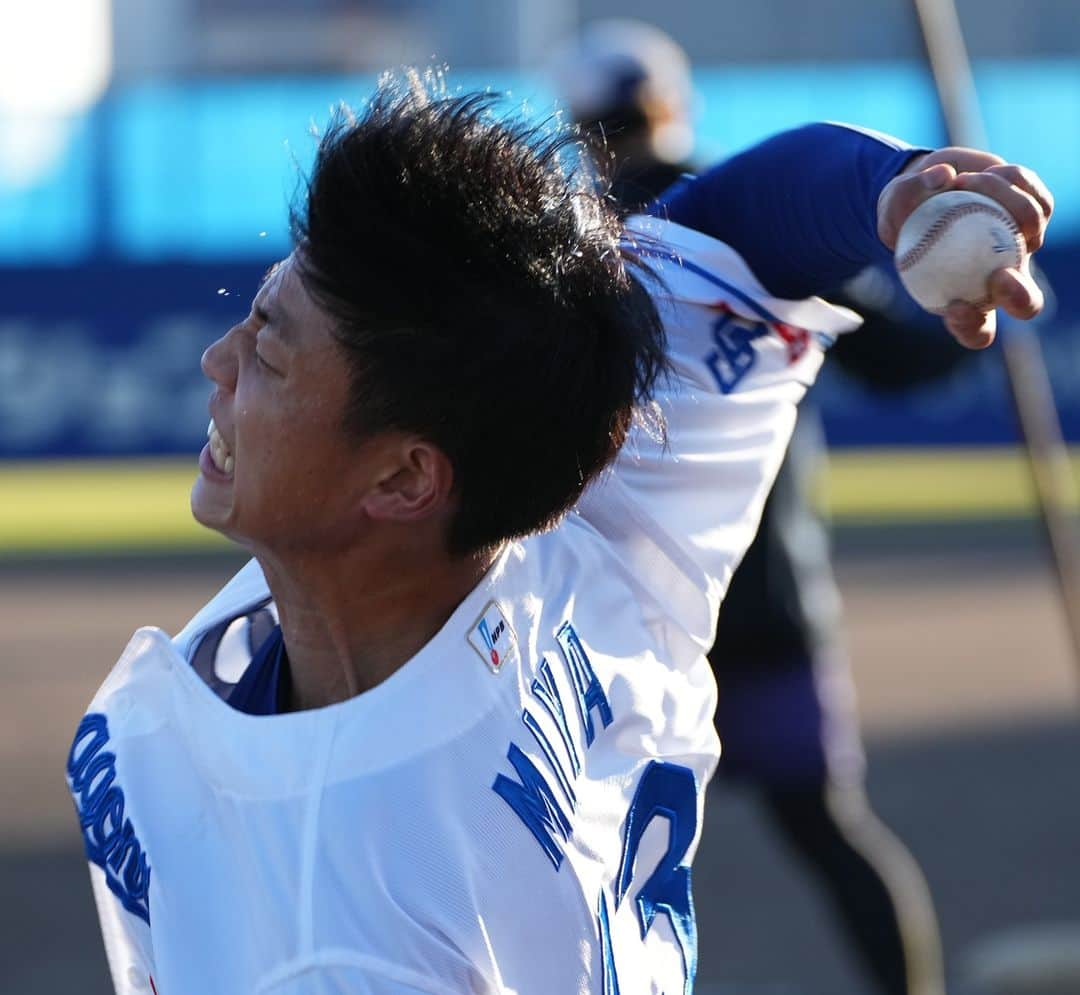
191, 253, 379, 554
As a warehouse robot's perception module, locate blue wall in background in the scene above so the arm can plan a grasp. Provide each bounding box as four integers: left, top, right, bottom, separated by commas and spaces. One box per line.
3, 247, 1079, 458
1, 61, 1077, 457
3, 60, 1079, 262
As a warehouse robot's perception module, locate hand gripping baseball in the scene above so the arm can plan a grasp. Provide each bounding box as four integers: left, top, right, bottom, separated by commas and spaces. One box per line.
877, 148, 1053, 349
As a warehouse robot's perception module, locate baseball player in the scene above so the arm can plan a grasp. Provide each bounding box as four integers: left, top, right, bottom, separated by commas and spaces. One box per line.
66, 71, 1050, 994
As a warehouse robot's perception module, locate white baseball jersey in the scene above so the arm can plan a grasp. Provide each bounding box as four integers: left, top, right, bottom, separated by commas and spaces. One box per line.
67, 217, 860, 995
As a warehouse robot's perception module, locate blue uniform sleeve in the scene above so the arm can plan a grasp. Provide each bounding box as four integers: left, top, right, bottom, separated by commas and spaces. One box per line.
655, 123, 926, 300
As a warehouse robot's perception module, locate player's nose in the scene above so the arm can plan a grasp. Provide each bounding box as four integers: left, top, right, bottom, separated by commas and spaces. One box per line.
201, 330, 238, 389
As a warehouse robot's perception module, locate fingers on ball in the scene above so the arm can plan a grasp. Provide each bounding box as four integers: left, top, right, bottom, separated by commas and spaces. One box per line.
944, 303, 997, 349
983, 163, 1054, 221
989, 267, 1044, 320
927, 146, 1006, 171
953, 171, 1048, 251
880, 166, 956, 248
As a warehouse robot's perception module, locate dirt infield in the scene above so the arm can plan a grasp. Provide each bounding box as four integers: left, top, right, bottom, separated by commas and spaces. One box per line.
2, 527, 1077, 993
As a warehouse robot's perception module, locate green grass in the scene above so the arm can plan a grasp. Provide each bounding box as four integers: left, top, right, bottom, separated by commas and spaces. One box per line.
0, 459, 230, 554
820, 447, 1080, 520
1, 448, 1078, 555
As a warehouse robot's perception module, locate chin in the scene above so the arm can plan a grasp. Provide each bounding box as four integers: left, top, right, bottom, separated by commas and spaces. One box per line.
190, 476, 234, 535
190, 480, 260, 553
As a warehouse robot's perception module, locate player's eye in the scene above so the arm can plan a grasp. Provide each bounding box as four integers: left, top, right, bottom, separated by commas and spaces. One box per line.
255, 350, 281, 375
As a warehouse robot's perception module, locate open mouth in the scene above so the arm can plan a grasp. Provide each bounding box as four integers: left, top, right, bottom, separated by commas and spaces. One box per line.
207, 418, 234, 475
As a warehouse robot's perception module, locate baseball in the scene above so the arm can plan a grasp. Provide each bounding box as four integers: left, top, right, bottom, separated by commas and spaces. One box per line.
894, 190, 1026, 314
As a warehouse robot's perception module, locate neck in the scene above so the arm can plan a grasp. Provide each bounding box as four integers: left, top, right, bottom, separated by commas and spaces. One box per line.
256, 538, 497, 711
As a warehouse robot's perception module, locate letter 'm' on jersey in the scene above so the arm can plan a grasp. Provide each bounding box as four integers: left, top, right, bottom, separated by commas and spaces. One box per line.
492, 743, 572, 869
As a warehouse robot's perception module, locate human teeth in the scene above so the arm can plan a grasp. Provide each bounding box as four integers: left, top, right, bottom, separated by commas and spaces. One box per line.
206, 418, 233, 474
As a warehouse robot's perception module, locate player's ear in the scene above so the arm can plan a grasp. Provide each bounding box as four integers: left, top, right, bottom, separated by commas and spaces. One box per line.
361, 438, 455, 524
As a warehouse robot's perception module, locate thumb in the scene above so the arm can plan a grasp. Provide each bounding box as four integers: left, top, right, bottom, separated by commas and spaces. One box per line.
877, 162, 957, 249
920, 163, 955, 193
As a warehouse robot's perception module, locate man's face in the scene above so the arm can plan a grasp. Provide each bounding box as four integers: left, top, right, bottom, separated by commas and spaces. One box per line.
191, 253, 377, 554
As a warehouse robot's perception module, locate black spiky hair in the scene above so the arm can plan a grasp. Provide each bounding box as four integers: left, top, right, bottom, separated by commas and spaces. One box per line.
291, 70, 667, 556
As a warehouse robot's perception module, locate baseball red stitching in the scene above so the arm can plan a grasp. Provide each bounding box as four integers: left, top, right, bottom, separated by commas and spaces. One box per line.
896, 202, 1022, 273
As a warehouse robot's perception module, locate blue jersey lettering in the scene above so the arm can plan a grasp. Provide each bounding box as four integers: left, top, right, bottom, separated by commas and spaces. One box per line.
556, 622, 613, 748
492, 742, 572, 870
522, 708, 577, 809
67, 713, 152, 924
704, 310, 768, 394
531, 657, 582, 777
494, 620, 616, 868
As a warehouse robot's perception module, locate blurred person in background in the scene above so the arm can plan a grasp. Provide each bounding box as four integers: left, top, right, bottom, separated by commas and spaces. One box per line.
550, 19, 696, 210
551, 20, 980, 995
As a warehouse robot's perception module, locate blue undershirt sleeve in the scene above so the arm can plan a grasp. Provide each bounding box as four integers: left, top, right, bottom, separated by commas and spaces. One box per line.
655, 123, 927, 300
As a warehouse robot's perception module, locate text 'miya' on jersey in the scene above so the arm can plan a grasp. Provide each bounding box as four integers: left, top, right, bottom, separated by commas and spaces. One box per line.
67, 215, 860, 995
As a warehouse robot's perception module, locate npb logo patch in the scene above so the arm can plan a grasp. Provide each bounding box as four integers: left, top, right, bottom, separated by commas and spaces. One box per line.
468, 601, 519, 673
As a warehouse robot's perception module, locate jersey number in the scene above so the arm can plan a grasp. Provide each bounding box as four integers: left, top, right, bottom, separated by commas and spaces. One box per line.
598, 760, 698, 995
